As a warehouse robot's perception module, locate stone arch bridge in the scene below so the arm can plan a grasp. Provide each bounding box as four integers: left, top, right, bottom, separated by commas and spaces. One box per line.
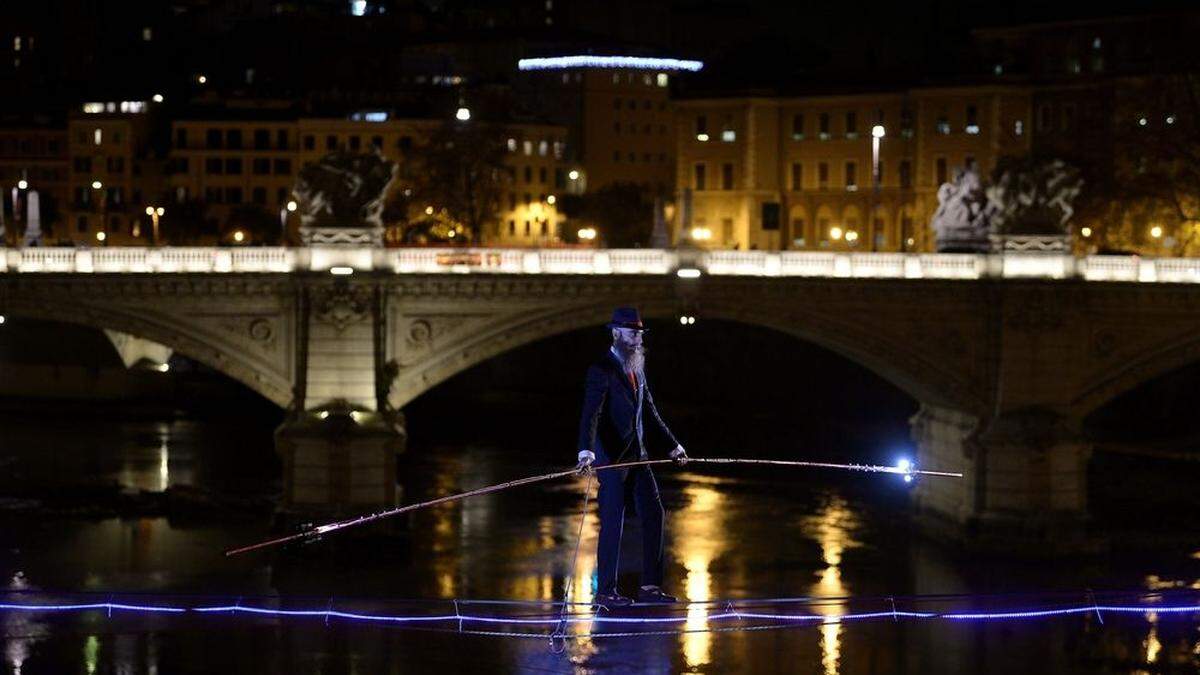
4, 246, 1200, 552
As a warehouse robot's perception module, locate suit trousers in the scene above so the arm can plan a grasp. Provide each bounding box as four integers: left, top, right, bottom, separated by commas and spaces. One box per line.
595, 466, 665, 595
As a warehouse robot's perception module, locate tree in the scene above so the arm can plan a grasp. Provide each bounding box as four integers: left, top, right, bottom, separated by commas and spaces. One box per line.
407, 121, 511, 243
1079, 73, 1200, 255
573, 182, 656, 248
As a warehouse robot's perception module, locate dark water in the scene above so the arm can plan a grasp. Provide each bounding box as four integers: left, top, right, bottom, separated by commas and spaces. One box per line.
1, 407, 1199, 675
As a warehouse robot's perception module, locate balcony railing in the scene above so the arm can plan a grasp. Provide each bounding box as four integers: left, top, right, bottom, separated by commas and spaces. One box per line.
0, 246, 1196, 282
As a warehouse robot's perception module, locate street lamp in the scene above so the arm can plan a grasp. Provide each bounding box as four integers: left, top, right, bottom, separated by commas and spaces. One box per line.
871, 125, 885, 252
145, 206, 164, 245
17, 180, 27, 190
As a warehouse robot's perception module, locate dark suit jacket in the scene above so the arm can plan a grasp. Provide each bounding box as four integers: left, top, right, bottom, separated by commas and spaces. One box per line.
577, 350, 679, 464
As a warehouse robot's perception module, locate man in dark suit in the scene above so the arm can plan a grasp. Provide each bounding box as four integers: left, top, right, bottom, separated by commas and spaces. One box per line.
576, 306, 689, 607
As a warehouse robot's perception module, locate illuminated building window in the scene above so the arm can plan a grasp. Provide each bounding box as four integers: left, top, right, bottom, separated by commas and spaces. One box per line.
965, 105, 979, 134
657, 73, 668, 87
507, 137, 517, 151
523, 140, 532, 155
643, 74, 652, 86
142, 27, 153, 41
1014, 120, 1024, 136
93, 128, 102, 145
721, 129, 735, 142
538, 140, 548, 156
936, 116, 950, 134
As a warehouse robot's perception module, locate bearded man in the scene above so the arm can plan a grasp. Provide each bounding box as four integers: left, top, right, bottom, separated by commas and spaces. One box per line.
576, 306, 689, 607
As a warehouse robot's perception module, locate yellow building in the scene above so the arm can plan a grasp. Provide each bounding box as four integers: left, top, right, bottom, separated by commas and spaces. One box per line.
519, 59, 681, 196
675, 86, 1032, 251
0, 126, 68, 241
66, 103, 161, 246
169, 111, 566, 246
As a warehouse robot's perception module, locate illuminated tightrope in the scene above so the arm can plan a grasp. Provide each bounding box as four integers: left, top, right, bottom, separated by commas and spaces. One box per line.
225, 456, 955, 556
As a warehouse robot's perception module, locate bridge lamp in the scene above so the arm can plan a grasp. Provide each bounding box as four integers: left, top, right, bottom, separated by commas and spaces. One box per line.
577, 227, 597, 240
17, 179, 28, 190
546, 195, 556, 205
425, 205, 434, 215
232, 230, 245, 243
0, 315, 6, 325
1150, 226, 1163, 239
845, 230, 859, 243
1080, 226, 1092, 238
676, 267, 701, 279
197, 74, 207, 84
95, 231, 106, 242
829, 226, 843, 241
455, 107, 471, 121
155, 363, 170, 373
286, 200, 297, 213
568, 170, 579, 180
330, 266, 354, 276
91, 180, 103, 190
152, 93, 164, 103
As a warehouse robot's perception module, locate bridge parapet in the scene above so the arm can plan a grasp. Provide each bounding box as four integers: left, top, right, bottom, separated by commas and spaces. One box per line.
5, 246, 1200, 282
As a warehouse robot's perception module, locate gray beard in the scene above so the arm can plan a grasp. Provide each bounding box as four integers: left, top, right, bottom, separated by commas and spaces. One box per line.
620, 345, 645, 375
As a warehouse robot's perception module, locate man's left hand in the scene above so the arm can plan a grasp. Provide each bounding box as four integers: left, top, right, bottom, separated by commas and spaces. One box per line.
669, 444, 689, 466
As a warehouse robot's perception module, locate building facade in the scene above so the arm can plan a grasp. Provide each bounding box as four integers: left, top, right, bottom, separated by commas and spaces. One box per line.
0, 126, 68, 242
675, 86, 1032, 251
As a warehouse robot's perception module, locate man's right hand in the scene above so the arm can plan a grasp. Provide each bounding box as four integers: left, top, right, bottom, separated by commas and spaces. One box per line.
576, 450, 595, 476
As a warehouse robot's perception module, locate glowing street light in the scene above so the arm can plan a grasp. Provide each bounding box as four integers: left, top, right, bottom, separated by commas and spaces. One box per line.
830, 226, 843, 241
425, 205, 434, 215
455, 107, 471, 121
145, 206, 165, 245
286, 200, 297, 212
17, 180, 28, 190
690, 227, 712, 241
232, 230, 245, 243
1080, 226, 1092, 238
91, 180, 103, 190
546, 195, 556, 205
568, 170, 580, 180
1150, 226, 1163, 239
197, 74, 207, 84
846, 230, 860, 243
577, 227, 597, 240
95, 231, 106, 243
152, 94, 164, 103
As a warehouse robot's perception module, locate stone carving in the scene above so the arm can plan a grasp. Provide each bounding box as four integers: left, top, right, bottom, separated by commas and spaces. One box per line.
931, 159, 1082, 253
931, 168, 994, 252
248, 318, 274, 342
294, 150, 397, 246
312, 284, 374, 333
396, 315, 470, 366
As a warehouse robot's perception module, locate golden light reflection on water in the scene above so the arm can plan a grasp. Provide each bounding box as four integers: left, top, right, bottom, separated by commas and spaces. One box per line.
672, 483, 727, 669
805, 495, 861, 675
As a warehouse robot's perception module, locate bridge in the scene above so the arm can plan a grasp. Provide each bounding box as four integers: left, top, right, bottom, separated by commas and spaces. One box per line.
4, 245, 1200, 553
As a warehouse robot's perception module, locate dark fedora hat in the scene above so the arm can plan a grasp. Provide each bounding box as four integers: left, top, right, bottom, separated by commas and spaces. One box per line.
607, 306, 646, 331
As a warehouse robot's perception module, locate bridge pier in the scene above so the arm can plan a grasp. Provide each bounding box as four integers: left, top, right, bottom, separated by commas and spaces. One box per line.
911, 404, 1103, 556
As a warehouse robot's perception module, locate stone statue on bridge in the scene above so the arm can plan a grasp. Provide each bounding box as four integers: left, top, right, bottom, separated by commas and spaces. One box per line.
932, 158, 1083, 253
294, 150, 397, 246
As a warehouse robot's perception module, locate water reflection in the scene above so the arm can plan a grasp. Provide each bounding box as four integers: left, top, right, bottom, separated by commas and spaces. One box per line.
804, 494, 862, 675
672, 479, 728, 669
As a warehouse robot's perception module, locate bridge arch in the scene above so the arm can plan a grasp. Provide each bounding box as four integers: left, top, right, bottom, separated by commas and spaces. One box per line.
389, 297, 975, 412
0, 297, 293, 408
1073, 333, 1200, 419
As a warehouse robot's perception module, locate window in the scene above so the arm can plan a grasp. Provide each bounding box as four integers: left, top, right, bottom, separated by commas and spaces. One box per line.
76, 215, 87, 232
205, 158, 223, 175
226, 187, 243, 204
538, 167, 547, 183
73, 157, 92, 172
225, 158, 242, 175
721, 163, 733, 190
721, 115, 735, 142
1037, 105, 1052, 132
254, 129, 270, 149
899, 160, 912, 188
303, 135, 315, 150
538, 140, 548, 156
936, 157, 947, 185
399, 136, 412, 151
206, 187, 222, 203
508, 193, 517, 210
627, 99, 636, 110
792, 114, 804, 140
845, 161, 857, 190
900, 108, 914, 136
252, 186, 267, 204
818, 162, 829, 188
206, 129, 222, 149
694, 163, 706, 190
523, 140, 533, 155
176, 128, 188, 148
524, 220, 531, 235
276, 188, 287, 205
326, 135, 337, 150
1014, 119, 1024, 136
175, 158, 189, 174
791, 162, 802, 191
845, 111, 857, 138
936, 115, 950, 134
253, 158, 270, 175
92, 128, 102, 145
226, 129, 242, 149
277, 130, 288, 149
613, 150, 621, 162
274, 159, 291, 174
818, 113, 830, 140
523, 166, 532, 183
349, 136, 361, 151
371, 135, 382, 149
965, 105, 979, 134
1062, 104, 1077, 132
508, 220, 516, 235
695, 115, 708, 140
